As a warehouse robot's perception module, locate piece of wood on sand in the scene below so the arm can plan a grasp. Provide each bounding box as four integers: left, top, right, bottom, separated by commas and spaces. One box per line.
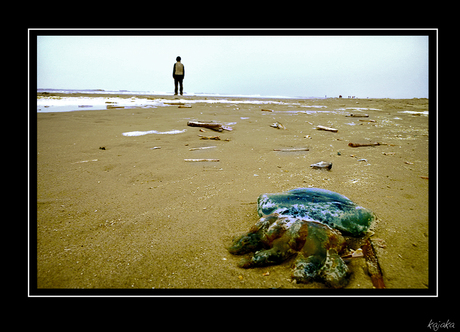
198, 135, 221, 140
273, 147, 309, 152
187, 121, 232, 132
346, 113, 369, 117
348, 142, 387, 147
362, 238, 386, 289
184, 159, 220, 162
316, 125, 338, 132
188, 121, 223, 131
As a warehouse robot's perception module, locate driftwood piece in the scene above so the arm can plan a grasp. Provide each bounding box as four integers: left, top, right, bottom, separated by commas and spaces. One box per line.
187, 121, 232, 132
178, 105, 192, 108
188, 121, 224, 131
273, 148, 309, 152
316, 125, 338, 132
346, 114, 369, 117
198, 135, 221, 140
348, 142, 387, 147
362, 238, 386, 289
184, 159, 219, 162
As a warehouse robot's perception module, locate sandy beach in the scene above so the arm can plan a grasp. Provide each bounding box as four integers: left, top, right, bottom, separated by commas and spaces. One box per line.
36, 94, 429, 289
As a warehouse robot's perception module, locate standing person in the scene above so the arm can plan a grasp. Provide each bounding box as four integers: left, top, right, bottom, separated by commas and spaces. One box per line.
172, 56, 185, 96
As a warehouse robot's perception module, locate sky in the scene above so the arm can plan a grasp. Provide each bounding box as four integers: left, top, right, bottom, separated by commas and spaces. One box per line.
37, 35, 429, 98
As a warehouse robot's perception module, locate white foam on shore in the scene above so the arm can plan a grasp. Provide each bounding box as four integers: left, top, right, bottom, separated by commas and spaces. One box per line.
122, 129, 187, 137
37, 95, 328, 113
399, 110, 429, 116
37, 96, 167, 112
335, 107, 382, 111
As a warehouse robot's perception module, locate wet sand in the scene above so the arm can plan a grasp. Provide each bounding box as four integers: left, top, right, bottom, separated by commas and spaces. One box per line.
36, 94, 429, 289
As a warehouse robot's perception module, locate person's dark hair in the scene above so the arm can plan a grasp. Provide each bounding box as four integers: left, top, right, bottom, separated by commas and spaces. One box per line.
176, 56, 181, 61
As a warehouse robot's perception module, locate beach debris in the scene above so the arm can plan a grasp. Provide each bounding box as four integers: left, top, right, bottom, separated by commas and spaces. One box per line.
420, 176, 429, 180
107, 105, 124, 109
261, 109, 274, 112
198, 135, 221, 140
346, 114, 369, 117
357, 159, 368, 162
351, 248, 364, 258
229, 188, 375, 288
341, 248, 364, 259
178, 105, 192, 108
404, 161, 414, 165
270, 122, 286, 130
304, 135, 312, 139
263, 271, 270, 276
273, 147, 309, 152
189, 146, 217, 151
122, 129, 187, 136
164, 102, 185, 105
99, 146, 106, 150
150, 147, 161, 150
316, 125, 338, 132
310, 161, 332, 170
362, 238, 385, 289
348, 142, 387, 147
382, 152, 395, 155
359, 119, 376, 122
72, 159, 98, 164
187, 121, 232, 132
184, 159, 220, 162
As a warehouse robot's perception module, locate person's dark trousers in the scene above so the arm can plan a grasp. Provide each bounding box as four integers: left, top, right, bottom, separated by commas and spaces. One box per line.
174, 75, 184, 95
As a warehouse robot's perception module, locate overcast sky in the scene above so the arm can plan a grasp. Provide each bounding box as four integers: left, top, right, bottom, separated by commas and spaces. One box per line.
37, 35, 429, 98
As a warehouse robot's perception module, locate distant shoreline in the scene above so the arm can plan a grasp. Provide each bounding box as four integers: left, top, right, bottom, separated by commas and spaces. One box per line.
37, 88, 306, 100
37, 88, 428, 100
